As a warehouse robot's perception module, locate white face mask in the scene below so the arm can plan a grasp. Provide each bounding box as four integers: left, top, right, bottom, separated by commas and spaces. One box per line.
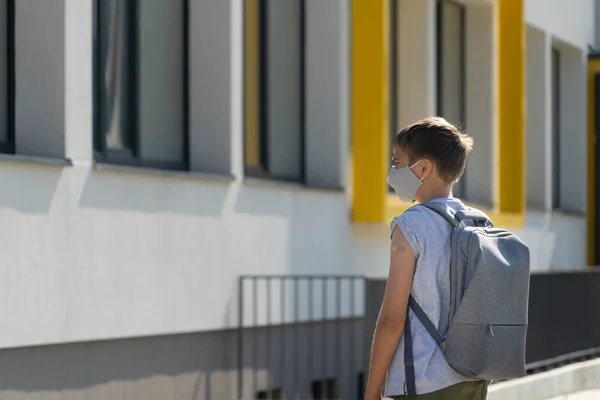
386, 160, 424, 202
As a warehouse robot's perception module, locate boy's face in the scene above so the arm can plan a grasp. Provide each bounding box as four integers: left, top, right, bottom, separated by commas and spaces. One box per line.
392, 144, 427, 178
389, 144, 425, 202
391, 144, 440, 202
391, 144, 409, 169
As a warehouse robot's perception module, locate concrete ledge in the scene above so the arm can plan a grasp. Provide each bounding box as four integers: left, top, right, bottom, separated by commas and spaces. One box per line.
488, 359, 600, 400
0, 154, 72, 168
545, 389, 600, 400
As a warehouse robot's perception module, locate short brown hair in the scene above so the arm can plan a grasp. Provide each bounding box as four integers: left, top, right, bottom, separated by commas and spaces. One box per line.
394, 117, 473, 184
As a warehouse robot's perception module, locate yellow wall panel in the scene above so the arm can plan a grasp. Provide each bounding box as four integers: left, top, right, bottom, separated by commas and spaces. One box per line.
497, 0, 526, 214
244, 0, 260, 167
351, 0, 389, 222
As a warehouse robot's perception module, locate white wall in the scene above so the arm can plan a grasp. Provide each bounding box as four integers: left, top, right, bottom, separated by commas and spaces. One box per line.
0, 0, 355, 349
526, 25, 551, 211
556, 41, 587, 213
523, 0, 590, 270
585, 0, 596, 49
525, 0, 590, 49
464, 3, 495, 205
305, 0, 350, 189
3, 0, 595, 351
396, 0, 436, 128
0, 161, 354, 349
513, 212, 587, 272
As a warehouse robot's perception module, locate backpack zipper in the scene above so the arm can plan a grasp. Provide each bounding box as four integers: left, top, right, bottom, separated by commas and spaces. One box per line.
457, 229, 475, 317
488, 323, 525, 336
451, 228, 461, 320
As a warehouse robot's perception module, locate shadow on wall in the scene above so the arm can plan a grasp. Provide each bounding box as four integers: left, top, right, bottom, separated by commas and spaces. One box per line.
0, 329, 240, 400
234, 183, 350, 276
517, 210, 587, 271
238, 319, 365, 400
0, 162, 64, 214
79, 175, 350, 278
78, 169, 231, 217
0, 322, 364, 400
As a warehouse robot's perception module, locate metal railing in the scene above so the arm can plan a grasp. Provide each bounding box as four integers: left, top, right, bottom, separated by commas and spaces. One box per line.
364, 271, 600, 385
238, 275, 366, 400
236, 270, 600, 398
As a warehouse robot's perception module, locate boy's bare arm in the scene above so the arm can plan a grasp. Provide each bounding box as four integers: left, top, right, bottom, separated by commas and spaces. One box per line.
365, 225, 416, 399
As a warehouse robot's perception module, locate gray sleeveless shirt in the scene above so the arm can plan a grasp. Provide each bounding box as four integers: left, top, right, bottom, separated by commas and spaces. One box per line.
385, 197, 474, 396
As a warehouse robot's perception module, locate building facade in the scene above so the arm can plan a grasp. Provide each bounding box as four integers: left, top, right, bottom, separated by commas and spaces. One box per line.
0, 0, 594, 399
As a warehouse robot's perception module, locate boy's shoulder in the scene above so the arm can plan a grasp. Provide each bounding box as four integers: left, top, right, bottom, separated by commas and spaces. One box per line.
391, 202, 446, 223
390, 205, 425, 228
390, 199, 468, 237
389, 206, 432, 257
398, 199, 468, 220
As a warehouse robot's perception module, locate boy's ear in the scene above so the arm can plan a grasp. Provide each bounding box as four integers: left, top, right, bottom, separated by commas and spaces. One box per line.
421, 159, 434, 179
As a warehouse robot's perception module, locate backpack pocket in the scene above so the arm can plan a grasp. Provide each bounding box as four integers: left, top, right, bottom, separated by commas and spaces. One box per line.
442, 322, 527, 380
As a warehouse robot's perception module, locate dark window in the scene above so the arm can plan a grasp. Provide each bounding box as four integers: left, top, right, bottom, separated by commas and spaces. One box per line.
389, 0, 399, 158
388, 0, 401, 193
256, 388, 283, 399
93, 0, 188, 170
0, 0, 15, 154
357, 372, 364, 400
312, 378, 337, 400
244, 0, 305, 182
437, 0, 466, 196
551, 47, 561, 209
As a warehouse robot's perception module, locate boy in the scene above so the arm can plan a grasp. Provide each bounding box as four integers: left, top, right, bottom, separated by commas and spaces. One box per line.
364, 117, 488, 400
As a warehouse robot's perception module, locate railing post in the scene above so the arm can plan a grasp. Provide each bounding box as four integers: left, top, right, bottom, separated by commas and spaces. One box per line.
237, 277, 244, 400
363, 277, 386, 397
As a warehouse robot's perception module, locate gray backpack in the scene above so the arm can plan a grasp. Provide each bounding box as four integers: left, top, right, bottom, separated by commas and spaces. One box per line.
403, 202, 530, 395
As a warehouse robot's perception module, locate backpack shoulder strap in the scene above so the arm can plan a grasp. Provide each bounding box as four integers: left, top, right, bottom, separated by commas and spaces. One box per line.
404, 295, 445, 396
455, 207, 494, 227
408, 295, 444, 344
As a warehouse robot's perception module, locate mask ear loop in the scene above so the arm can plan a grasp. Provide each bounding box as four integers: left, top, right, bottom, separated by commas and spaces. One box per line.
408, 159, 423, 169
409, 159, 427, 182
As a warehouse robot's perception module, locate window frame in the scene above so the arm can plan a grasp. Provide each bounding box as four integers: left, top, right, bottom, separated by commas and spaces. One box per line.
388, 0, 400, 193
243, 0, 307, 183
92, 0, 190, 171
255, 388, 282, 399
311, 378, 337, 400
389, 0, 399, 145
551, 47, 561, 209
0, 0, 15, 155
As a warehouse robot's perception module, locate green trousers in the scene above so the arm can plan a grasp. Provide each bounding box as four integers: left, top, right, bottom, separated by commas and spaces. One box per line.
391, 381, 488, 400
